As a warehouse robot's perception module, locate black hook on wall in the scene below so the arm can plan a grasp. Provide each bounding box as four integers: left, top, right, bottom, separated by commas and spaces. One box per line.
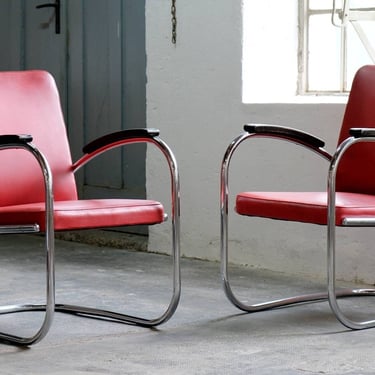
36, 0, 61, 34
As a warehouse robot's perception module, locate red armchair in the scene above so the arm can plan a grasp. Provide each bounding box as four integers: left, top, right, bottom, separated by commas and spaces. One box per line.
221, 65, 375, 330
0, 70, 180, 345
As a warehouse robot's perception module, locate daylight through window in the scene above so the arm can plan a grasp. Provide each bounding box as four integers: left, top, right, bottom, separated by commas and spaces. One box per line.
242, 0, 375, 103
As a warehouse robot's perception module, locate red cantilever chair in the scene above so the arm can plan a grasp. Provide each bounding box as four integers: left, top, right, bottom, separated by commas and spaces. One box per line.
220, 65, 375, 330
0, 70, 180, 345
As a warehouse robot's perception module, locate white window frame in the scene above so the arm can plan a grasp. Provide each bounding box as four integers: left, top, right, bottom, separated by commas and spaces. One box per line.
299, 0, 375, 95
242, 0, 375, 103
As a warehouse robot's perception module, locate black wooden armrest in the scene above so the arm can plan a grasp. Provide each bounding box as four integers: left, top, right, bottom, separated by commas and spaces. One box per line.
0, 134, 33, 144
349, 128, 375, 138
83, 128, 160, 154
244, 124, 325, 149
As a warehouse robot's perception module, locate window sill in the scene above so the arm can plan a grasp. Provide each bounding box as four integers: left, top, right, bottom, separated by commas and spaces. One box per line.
243, 94, 348, 105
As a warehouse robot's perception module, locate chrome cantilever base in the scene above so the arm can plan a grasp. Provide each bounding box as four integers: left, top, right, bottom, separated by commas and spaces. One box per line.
0, 134, 180, 346
221, 214, 375, 330
55, 304, 176, 327
222, 278, 375, 314
0, 302, 175, 346
0, 223, 180, 346
0, 142, 55, 346
220, 130, 375, 331
222, 251, 375, 330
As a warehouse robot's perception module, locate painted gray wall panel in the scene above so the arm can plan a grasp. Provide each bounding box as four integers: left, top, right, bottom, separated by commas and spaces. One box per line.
0, 1, 23, 71
0, 0, 146, 203
122, 0, 147, 191
83, 0, 122, 189
23, 0, 68, 114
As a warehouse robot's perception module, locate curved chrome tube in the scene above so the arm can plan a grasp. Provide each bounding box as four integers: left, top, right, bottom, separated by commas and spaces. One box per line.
0, 142, 55, 346
220, 130, 332, 312
220, 128, 375, 324
0, 132, 181, 344
67, 135, 180, 327
327, 135, 375, 329
149, 136, 181, 325
221, 129, 375, 327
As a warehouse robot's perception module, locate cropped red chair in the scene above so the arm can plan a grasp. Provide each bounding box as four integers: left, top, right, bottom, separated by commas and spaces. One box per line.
220, 65, 375, 330
0, 70, 180, 345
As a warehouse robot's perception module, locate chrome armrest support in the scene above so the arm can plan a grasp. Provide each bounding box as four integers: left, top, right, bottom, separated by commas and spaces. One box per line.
221, 124, 331, 310
72, 128, 181, 326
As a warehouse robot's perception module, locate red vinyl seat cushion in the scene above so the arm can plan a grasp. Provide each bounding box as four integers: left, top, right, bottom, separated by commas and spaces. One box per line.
0, 199, 164, 231
236, 191, 375, 226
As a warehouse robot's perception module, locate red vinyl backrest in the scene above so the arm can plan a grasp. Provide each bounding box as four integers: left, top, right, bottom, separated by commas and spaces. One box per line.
0, 70, 78, 206
336, 65, 375, 194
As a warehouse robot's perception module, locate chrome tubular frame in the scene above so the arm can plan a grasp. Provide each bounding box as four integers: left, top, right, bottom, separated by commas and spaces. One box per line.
0, 142, 55, 346
220, 132, 332, 311
0, 134, 180, 346
328, 136, 375, 329
58, 135, 181, 327
220, 131, 375, 328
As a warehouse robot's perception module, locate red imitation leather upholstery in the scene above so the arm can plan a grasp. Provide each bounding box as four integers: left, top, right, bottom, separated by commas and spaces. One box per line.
336, 65, 375, 194
0, 200, 164, 231
235, 65, 375, 226
236, 192, 375, 226
0, 70, 164, 230
0, 71, 77, 205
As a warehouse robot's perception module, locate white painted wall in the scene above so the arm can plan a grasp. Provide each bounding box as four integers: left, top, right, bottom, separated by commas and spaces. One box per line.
145, 0, 375, 284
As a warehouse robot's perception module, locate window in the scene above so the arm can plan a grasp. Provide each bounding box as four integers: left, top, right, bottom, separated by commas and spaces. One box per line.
304, 0, 375, 94
242, 0, 299, 103
242, 0, 375, 103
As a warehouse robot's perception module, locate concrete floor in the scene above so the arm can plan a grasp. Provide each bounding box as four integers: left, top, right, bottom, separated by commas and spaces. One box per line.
0, 234, 375, 374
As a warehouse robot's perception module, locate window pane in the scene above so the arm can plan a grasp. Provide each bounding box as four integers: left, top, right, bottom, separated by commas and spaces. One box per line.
350, 0, 375, 9
347, 21, 375, 90
309, 0, 338, 10
308, 14, 341, 91
242, 0, 298, 102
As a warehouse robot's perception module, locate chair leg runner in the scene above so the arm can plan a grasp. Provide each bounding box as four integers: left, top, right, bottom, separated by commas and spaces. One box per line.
327, 216, 375, 330
221, 170, 375, 324
0, 303, 54, 346
0, 210, 179, 344
0, 237, 55, 346
54, 135, 181, 329
328, 287, 375, 330
53, 203, 181, 328
55, 297, 177, 327
220, 174, 331, 312
0, 134, 180, 344
223, 271, 375, 314
221, 205, 329, 312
